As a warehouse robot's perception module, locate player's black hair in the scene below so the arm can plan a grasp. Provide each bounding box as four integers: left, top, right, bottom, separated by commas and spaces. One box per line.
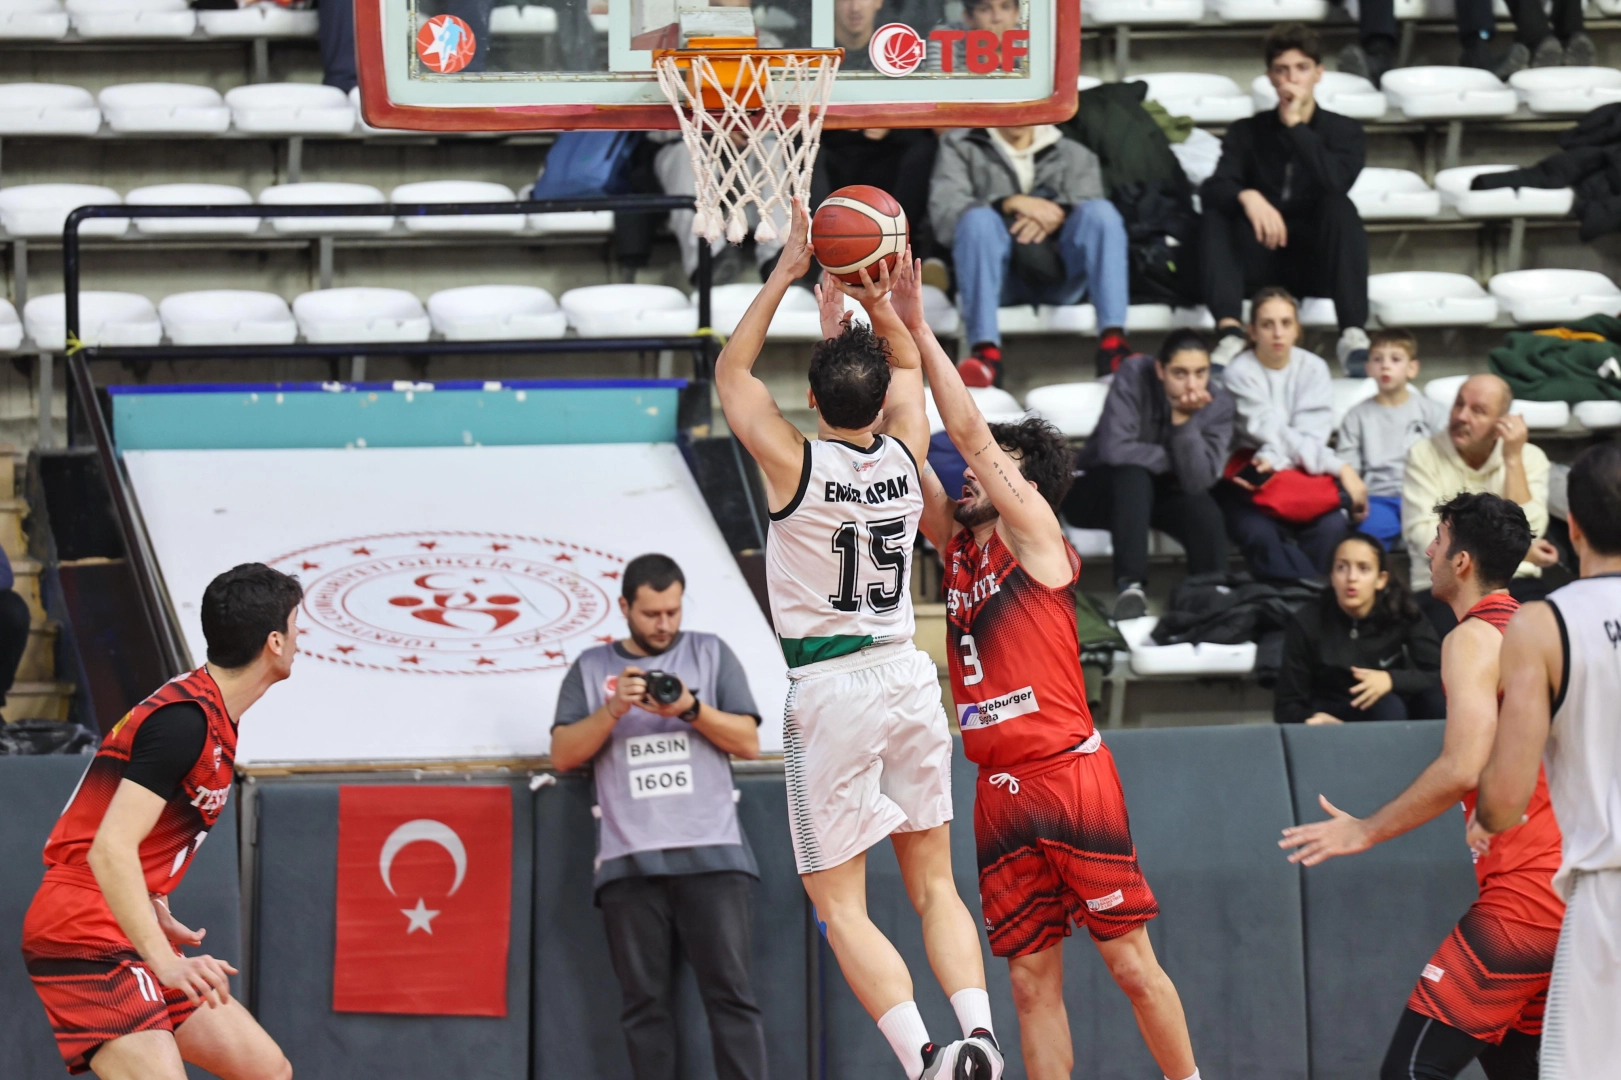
1434, 492, 1532, 591
808, 322, 892, 431
201, 563, 304, 669
1566, 443, 1621, 556
988, 418, 1074, 512
1264, 22, 1322, 66
1331, 531, 1421, 625
1157, 328, 1209, 366
622, 553, 686, 604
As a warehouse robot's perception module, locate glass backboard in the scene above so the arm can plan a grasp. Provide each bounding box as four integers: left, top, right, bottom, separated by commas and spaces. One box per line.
355, 0, 1078, 131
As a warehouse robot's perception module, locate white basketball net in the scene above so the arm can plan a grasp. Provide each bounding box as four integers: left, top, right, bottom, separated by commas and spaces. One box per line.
655, 50, 840, 246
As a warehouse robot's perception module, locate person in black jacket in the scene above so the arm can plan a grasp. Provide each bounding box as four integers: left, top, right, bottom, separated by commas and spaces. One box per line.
1274, 531, 1445, 724
1200, 23, 1369, 376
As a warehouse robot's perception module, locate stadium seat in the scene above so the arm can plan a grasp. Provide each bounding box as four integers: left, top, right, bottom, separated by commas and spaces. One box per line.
1509, 67, 1621, 117
126, 183, 259, 235
1424, 374, 1466, 408
1574, 400, 1621, 431
98, 83, 230, 134
527, 209, 614, 235
1349, 168, 1441, 220
560, 284, 698, 337
1368, 272, 1498, 327
258, 182, 395, 234
489, 3, 556, 33
159, 290, 297, 345
0, 0, 69, 40
1046, 304, 1093, 333
23, 291, 161, 350
1083, 0, 1203, 24
1128, 73, 1254, 123
197, 1, 317, 37
0, 183, 126, 238
1252, 71, 1387, 120
706, 283, 820, 339
1025, 381, 1109, 438
1117, 615, 1257, 676
292, 288, 431, 343
391, 181, 525, 233
1063, 524, 1113, 557
349, 86, 411, 135
1331, 377, 1377, 430
0, 83, 100, 135
924, 386, 1023, 436
0, 299, 21, 351
1510, 399, 1571, 430
427, 285, 568, 341
66, 0, 194, 38
226, 83, 354, 135
1380, 66, 1517, 119
1298, 297, 1337, 328
1488, 269, 1621, 324
1209, 0, 1328, 20
1435, 165, 1573, 218
1077, 75, 1101, 92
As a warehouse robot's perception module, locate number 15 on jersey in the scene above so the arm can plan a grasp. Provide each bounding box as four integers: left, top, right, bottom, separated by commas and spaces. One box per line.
829, 517, 908, 614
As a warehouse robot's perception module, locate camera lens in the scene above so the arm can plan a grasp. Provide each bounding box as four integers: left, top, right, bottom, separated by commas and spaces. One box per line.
644, 671, 684, 706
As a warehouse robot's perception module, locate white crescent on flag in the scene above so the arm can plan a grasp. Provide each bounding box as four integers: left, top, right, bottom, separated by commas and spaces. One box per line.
378, 818, 468, 896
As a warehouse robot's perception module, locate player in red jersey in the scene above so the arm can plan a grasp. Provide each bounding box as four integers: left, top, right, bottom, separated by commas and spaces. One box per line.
1281, 493, 1564, 1080
22, 563, 303, 1080
888, 263, 1200, 1080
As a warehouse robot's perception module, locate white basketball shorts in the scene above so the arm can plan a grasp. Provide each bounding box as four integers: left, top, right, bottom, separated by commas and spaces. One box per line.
783, 642, 953, 875
1540, 868, 1621, 1080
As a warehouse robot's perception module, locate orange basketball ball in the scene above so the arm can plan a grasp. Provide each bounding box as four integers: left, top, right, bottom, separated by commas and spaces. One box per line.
811, 185, 910, 285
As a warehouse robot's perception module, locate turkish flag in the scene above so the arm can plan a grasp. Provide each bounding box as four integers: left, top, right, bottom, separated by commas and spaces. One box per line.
332, 785, 511, 1016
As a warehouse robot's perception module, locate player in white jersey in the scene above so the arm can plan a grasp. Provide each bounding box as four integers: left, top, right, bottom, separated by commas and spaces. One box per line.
716, 202, 1000, 1080
1480, 443, 1621, 1080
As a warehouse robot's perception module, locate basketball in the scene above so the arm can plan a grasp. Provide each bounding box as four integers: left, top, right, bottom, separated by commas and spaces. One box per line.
811, 185, 910, 285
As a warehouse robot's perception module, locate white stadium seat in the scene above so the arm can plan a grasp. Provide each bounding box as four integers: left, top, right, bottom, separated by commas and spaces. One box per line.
560, 284, 698, 337
427, 285, 568, 341
0, 299, 21, 351
349, 85, 412, 135
1488, 269, 1621, 324
1350, 168, 1441, 220
391, 181, 525, 234
707, 284, 819, 339
1574, 400, 1621, 431
0, 183, 126, 238
258, 182, 395, 234
1435, 165, 1573, 218
1078, 75, 1102, 92
1083, 0, 1203, 24
1252, 71, 1387, 120
1025, 381, 1109, 438
489, 3, 556, 33
1380, 66, 1517, 119
1510, 399, 1571, 430
67, 0, 194, 38
1368, 272, 1498, 327
1128, 73, 1254, 124
1048, 304, 1095, 333
226, 83, 354, 135
1063, 525, 1113, 558
0, 83, 100, 135
1331, 377, 1377, 430
925, 387, 1024, 436
1509, 67, 1621, 117
159, 290, 297, 345
1299, 297, 1337, 328
528, 209, 614, 235
1118, 615, 1257, 676
126, 183, 259, 235
0, 0, 70, 40
1424, 374, 1467, 408
198, 1, 317, 37
1209, 0, 1328, 20
98, 83, 230, 134
23, 291, 161, 350
293, 288, 431, 343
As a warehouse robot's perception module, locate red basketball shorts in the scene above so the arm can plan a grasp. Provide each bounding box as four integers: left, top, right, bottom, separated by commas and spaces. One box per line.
1406, 879, 1563, 1043
973, 742, 1158, 958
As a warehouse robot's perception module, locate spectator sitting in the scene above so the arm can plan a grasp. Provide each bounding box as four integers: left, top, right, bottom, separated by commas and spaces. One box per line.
1401, 373, 1554, 636
1064, 329, 1235, 620
1274, 531, 1445, 724
1340, 0, 1592, 86
1219, 287, 1366, 580
1335, 329, 1447, 550
833, 0, 881, 68
930, 124, 1131, 387
1200, 23, 1369, 375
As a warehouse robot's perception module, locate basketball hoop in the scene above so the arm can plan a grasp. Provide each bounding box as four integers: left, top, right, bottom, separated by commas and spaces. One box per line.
654, 37, 842, 246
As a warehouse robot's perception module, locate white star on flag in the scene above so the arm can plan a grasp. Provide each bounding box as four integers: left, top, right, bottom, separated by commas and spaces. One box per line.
421, 18, 463, 69
401, 897, 440, 934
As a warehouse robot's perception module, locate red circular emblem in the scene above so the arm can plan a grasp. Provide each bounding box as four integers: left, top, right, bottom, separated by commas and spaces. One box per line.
416, 14, 477, 74
869, 22, 926, 78
269, 531, 621, 675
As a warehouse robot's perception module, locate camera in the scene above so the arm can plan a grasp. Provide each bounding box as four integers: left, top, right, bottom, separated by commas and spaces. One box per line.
643, 670, 685, 706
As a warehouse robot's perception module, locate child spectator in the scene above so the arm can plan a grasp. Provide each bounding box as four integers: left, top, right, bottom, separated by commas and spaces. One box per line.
1335, 329, 1447, 550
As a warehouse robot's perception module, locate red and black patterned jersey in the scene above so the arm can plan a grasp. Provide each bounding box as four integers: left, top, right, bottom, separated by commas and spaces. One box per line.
42, 668, 237, 897
944, 527, 1094, 768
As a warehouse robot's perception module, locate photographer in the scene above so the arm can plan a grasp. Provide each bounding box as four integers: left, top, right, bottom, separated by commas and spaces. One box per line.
550, 553, 767, 1080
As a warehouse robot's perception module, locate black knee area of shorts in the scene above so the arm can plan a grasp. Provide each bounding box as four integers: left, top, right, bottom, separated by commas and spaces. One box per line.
1380, 1008, 1491, 1080
1478, 1029, 1541, 1080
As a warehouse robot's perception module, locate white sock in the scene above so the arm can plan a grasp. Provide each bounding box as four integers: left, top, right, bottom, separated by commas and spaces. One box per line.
877, 1001, 931, 1079
1167, 1070, 1201, 1080
950, 987, 994, 1039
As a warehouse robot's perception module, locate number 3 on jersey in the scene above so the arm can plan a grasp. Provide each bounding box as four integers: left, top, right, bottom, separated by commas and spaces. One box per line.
959, 634, 984, 686
829, 518, 907, 613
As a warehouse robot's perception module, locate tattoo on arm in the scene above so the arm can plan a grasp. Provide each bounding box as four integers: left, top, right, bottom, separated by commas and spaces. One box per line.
973, 441, 1025, 504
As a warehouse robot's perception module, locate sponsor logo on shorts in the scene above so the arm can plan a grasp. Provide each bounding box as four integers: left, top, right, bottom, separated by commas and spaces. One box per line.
957, 686, 1038, 730
1422, 964, 1445, 983
131, 964, 160, 1002
1086, 889, 1124, 912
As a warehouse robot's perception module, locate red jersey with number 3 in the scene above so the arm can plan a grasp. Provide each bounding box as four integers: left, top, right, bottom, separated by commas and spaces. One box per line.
944, 528, 1093, 768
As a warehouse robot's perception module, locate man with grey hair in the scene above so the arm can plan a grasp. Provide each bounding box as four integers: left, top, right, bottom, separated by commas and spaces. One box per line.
1401, 373, 1557, 635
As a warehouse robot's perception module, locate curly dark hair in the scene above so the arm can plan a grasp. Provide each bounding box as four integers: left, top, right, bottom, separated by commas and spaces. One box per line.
1264, 22, 1322, 66
202, 562, 304, 669
1435, 492, 1532, 591
1567, 443, 1621, 556
987, 418, 1074, 512
1330, 531, 1421, 625
808, 322, 892, 431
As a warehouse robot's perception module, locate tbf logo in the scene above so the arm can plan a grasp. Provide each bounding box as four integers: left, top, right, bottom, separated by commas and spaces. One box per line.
870, 25, 1031, 76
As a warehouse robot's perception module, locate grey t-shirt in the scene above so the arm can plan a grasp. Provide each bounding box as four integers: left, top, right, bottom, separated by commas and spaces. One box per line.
1338, 393, 1449, 498
554, 633, 761, 889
